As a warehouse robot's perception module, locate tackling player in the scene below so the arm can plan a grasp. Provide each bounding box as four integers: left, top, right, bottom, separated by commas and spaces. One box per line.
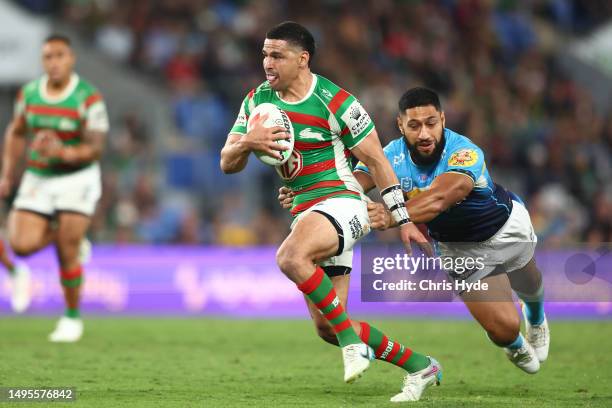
0, 34, 108, 342
281, 87, 550, 375
221, 22, 441, 401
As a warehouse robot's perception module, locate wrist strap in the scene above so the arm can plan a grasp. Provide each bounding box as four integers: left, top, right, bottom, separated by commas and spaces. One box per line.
381, 184, 410, 225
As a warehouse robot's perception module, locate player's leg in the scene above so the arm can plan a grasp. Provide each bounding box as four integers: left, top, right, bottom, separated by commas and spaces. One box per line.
48, 211, 90, 342
508, 257, 549, 362
306, 256, 441, 402
276, 201, 371, 382
8, 210, 54, 256
277, 211, 363, 349
6, 210, 54, 313
0, 237, 32, 313
460, 272, 540, 374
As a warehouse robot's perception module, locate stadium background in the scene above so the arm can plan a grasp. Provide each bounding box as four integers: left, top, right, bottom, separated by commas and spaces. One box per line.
0, 1, 611, 407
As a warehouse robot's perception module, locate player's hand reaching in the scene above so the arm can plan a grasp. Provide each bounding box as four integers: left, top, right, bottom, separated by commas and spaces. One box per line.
243, 113, 291, 160
399, 222, 434, 257
368, 202, 433, 255
278, 186, 294, 209
32, 129, 62, 159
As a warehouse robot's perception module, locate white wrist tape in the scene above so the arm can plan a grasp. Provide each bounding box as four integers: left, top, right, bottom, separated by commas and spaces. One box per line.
381, 184, 410, 226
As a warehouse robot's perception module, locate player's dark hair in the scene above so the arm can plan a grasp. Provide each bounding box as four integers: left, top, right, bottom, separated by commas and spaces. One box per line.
44, 34, 71, 47
266, 21, 315, 66
399, 87, 442, 113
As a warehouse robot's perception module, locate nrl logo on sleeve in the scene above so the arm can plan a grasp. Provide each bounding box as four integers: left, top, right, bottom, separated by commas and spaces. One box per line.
448, 149, 478, 167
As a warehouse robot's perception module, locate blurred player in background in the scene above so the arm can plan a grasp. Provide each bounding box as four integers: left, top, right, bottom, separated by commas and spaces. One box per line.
0, 34, 108, 342
281, 87, 549, 374
221, 22, 441, 402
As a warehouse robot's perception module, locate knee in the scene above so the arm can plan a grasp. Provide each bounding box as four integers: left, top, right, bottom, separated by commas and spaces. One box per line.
9, 236, 37, 257
315, 321, 338, 346
486, 313, 521, 346
276, 244, 304, 274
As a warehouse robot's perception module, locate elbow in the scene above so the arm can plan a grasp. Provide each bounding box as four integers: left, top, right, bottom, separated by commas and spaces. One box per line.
219, 157, 236, 174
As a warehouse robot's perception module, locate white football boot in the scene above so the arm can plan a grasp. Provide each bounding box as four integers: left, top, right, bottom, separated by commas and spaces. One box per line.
342, 343, 373, 383
49, 316, 83, 343
78, 238, 92, 265
504, 341, 540, 374
10, 263, 32, 313
522, 303, 550, 362
390, 357, 442, 402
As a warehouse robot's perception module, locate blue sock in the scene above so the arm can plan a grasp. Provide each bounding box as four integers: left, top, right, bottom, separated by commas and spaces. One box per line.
505, 333, 525, 350
517, 285, 545, 326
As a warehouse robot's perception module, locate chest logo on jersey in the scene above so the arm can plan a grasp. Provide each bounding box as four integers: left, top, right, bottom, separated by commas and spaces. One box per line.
299, 128, 325, 141
448, 149, 478, 167
276, 150, 303, 181
393, 153, 405, 166
400, 177, 412, 191
59, 118, 77, 131
321, 88, 333, 100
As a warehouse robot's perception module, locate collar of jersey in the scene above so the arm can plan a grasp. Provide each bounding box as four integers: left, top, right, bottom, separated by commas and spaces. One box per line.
275, 73, 317, 105
39, 73, 79, 104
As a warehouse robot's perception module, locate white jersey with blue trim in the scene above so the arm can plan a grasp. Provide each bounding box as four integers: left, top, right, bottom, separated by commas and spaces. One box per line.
355, 128, 515, 242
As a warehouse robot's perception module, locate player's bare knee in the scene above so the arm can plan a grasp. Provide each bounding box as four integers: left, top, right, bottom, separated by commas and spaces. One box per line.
276, 245, 306, 275
9, 236, 37, 257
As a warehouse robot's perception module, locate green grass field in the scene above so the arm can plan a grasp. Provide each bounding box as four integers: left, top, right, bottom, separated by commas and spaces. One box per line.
1, 318, 611, 407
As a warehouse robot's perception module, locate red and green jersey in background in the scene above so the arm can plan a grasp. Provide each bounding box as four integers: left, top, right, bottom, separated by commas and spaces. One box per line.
229, 74, 375, 217
14, 73, 109, 176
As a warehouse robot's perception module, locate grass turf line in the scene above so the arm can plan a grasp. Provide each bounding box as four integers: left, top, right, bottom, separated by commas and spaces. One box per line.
0, 318, 610, 407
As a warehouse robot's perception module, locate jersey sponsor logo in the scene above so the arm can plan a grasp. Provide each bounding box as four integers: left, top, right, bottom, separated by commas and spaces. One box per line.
348, 215, 364, 240
341, 100, 371, 137
234, 113, 247, 128
298, 127, 325, 141
448, 149, 478, 167
276, 149, 303, 181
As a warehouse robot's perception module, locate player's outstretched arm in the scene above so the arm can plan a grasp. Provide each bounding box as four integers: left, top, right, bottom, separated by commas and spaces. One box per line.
0, 116, 28, 197
399, 172, 473, 225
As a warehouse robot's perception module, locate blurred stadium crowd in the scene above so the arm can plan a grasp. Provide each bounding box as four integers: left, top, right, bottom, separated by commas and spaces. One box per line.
13, 0, 612, 247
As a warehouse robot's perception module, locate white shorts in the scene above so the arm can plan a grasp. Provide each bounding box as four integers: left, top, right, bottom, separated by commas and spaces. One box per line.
438, 200, 537, 284
13, 163, 102, 217
292, 196, 371, 273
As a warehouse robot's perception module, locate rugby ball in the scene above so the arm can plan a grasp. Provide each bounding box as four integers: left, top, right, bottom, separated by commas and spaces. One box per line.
247, 103, 294, 166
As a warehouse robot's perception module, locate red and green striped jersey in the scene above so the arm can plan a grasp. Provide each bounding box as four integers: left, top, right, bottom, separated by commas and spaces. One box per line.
14, 73, 109, 176
229, 74, 375, 216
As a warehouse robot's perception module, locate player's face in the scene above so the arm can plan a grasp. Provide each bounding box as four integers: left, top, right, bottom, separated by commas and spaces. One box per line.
262, 39, 305, 91
42, 40, 75, 85
398, 105, 446, 165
